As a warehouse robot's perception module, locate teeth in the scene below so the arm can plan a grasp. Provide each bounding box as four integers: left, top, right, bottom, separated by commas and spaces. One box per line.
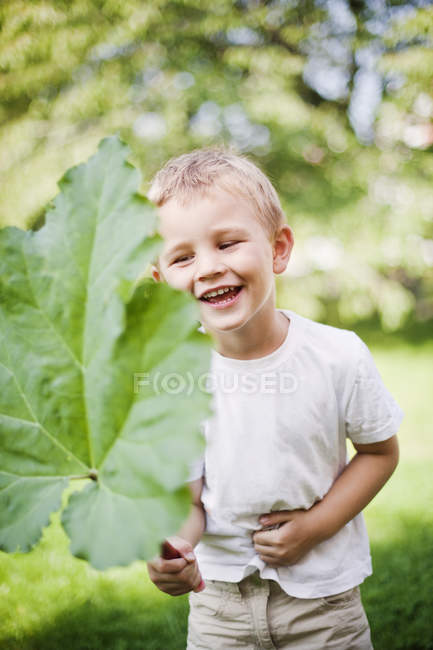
203, 286, 236, 299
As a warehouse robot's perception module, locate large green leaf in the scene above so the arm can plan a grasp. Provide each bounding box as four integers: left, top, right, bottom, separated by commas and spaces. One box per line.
0, 136, 210, 569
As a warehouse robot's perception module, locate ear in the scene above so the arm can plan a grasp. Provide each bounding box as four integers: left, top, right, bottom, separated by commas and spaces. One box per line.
151, 265, 161, 282
272, 225, 294, 275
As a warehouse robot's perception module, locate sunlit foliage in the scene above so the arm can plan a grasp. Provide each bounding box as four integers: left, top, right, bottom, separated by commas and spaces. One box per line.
1, 0, 432, 332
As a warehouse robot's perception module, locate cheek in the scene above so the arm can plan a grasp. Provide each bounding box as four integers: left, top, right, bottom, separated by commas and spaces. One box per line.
162, 268, 192, 291
234, 248, 262, 268
235, 249, 273, 279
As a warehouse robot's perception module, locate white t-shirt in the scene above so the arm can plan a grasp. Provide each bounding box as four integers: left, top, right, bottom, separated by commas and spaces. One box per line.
190, 310, 403, 598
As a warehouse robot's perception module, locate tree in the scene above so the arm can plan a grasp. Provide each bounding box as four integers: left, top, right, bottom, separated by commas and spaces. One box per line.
1, 0, 432, 332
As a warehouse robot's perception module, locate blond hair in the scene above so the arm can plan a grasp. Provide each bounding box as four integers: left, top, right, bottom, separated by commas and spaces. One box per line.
147, 148, 285, 240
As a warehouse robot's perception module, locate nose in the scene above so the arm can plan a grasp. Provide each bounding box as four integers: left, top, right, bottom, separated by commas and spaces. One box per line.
194, 250, 226, 282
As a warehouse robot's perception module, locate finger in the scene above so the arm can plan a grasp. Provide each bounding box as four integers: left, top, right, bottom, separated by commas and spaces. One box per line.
253, 530, 278, 547
161, 565, 203, 593
260, 557, 283, 568
177, 560, 201, 584
259, 510, 296, 527
151, 566, 198, 591
192, 573, 205, 592
166, 536, 196, 563
260, 523, 281, 531
151, 557, 188, 573
159, 583, 192, 596
152, 568, 205, 595
258, 552, 278, 562
254, 542, 278, 557
158, 576, 193, 589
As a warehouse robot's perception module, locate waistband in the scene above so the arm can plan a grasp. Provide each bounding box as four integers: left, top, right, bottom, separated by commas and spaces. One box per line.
207, 571, 275, 600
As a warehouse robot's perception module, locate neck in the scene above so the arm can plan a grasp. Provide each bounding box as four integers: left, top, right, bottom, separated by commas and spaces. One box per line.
211, 309, 289, 360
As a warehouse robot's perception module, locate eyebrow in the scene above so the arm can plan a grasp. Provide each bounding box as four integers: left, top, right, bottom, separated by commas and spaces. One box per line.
212, 227, 248, 238
163, 244, 190, 259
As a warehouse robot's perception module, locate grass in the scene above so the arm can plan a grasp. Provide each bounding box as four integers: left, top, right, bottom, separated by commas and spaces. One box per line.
1, 342, 432, 650
361, 342, 433, 650
0, 518, 189, 650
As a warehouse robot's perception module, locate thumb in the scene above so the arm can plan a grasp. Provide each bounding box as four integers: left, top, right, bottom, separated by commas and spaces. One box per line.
166, 536, 196, 563
259, 510, 294, 528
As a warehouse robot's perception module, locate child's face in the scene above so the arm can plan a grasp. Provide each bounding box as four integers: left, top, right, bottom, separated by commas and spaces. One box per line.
153, 190, 292, 339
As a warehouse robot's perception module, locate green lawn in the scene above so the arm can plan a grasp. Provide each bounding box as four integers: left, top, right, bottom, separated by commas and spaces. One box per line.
361, 343, 433, 650
1, 343, 432, 650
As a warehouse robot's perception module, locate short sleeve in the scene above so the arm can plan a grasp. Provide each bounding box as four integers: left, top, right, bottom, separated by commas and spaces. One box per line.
345, 339, 404, 444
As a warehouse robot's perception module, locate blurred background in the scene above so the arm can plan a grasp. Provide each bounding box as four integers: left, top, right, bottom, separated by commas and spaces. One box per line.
1, 0, 432, 336
0, 1, 432, 649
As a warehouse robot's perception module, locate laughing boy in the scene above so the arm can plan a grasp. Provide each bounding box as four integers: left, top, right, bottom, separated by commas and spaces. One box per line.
146, 149, 402, 649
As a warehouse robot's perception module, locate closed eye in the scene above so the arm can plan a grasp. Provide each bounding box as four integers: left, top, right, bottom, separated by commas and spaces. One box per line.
219, 241, 240, 250
172, 254, 193, 264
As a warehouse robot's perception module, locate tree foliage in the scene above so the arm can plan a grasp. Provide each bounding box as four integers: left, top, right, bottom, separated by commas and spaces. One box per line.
0, 0, 432, 332
0, 137, 211, 569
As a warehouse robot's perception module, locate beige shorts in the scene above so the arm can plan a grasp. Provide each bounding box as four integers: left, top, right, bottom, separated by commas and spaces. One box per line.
187, 572, 373, 649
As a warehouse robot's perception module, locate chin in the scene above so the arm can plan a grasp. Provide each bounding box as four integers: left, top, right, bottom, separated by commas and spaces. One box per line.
203, 316, 248, 334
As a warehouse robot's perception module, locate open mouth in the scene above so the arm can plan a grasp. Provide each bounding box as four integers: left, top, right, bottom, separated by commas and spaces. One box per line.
200, 286, 242, 306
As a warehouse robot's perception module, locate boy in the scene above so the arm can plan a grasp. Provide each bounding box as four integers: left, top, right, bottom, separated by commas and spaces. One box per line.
146, 149, 402, 649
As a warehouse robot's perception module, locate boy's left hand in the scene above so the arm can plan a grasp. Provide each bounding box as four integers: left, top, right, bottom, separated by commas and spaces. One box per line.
252, 509, 319, 567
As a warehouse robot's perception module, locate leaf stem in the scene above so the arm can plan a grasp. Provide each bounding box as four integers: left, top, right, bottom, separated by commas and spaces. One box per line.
69, 469, 98, 481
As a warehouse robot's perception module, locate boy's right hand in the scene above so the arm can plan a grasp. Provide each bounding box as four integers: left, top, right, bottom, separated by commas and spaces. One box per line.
147, 536, 205, 596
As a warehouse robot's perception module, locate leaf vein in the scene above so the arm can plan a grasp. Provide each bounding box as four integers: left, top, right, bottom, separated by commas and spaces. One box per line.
20, 244, 85, 372
0, 361, 88, 471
